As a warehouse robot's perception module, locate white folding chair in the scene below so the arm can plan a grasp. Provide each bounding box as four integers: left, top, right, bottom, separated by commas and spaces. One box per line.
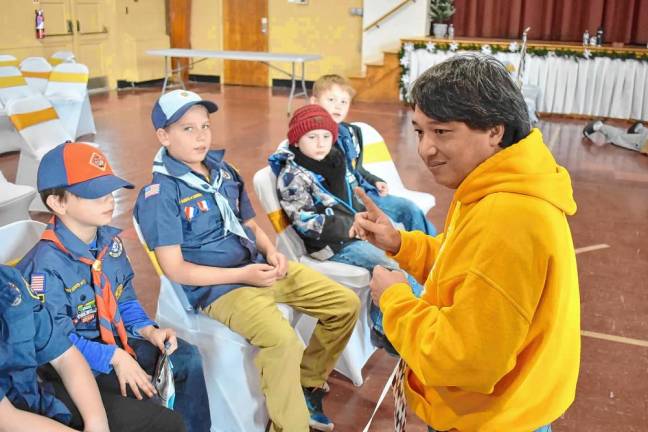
0, 65, 34, 105
0, 219, 46, 266
253, 165, 375, 387
0, 64, 35, 154
45, 63, 89, 138
0, 170, 36, 227
20, 57, 52, 94
354, 122, 437, 214
6, 95, 72, 211
0, 55, 19, 68
48, 51, 76, 66
132, 217, 299, 432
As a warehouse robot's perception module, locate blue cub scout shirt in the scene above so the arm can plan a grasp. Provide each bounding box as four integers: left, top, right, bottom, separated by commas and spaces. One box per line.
0, 265, 72, 423
17, 219, 156, 374
134, 149, 266, 310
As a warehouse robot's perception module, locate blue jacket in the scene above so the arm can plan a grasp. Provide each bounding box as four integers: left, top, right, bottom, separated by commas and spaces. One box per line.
17, 218, 156, 375
0, 265, 72, 423
134, 149, 265, 310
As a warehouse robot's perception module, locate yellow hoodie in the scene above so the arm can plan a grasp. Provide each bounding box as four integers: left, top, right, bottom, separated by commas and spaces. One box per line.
381, 129, 580, 431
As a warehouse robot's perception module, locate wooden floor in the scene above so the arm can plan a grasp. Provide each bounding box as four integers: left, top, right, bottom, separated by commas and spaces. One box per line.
2, 84, 647, 431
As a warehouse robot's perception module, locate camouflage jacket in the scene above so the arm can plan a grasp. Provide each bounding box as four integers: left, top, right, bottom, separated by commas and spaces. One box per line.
268, 146, 364, 260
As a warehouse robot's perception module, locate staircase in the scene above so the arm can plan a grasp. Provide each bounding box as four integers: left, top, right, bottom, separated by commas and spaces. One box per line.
349, 50, 401, 103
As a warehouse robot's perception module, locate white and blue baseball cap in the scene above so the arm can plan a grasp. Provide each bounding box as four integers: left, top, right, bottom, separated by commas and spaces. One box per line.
151, 89, 218, 129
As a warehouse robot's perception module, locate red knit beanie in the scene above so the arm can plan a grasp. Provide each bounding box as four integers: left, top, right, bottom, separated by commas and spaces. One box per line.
287, 104, 339, 145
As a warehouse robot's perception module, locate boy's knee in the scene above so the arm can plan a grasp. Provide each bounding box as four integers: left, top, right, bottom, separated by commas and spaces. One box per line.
172, 339, 204, 372
340, 288, 361, 319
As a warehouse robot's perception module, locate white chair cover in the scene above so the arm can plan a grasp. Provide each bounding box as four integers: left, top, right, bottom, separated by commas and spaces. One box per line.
20, 57, 52, 94
0, 219, 45, 265
45, 63, 89, 138
6, 95, 72, 211
0, 170, 36, 227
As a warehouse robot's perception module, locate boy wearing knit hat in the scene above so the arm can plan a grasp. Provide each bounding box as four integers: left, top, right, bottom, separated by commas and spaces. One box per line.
17, 141, 207, 432
269, 104, 424, 356
134, 90, 359, 432
311, 74, 436, 236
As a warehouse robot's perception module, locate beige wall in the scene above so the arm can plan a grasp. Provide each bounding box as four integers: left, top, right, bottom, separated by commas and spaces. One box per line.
1, 0, 363, 87
268, 0, 363, 81
190, 0, 223, 76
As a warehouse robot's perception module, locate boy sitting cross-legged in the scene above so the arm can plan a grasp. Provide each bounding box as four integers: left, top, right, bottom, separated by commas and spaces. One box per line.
134, 90, 360, 432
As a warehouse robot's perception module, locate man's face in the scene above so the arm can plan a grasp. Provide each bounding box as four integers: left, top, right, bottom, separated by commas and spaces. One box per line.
311, 84, 351, 124
412, 106, 502, 189
156, 105, 212, 169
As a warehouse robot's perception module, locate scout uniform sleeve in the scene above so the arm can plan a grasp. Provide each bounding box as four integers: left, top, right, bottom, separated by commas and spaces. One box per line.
24, 267, 116, 374
135, 180, 184, 249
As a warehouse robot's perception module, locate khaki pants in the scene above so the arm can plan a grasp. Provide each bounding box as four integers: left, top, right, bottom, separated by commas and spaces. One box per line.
202, 261, 360, 432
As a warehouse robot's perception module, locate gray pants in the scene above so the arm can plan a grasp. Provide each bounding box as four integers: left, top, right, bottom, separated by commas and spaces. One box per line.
599, 124, 648, 153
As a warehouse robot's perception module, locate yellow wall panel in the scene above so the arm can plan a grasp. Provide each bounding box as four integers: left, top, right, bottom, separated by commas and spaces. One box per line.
268, 0, 362, 82
190, 0, 223, 77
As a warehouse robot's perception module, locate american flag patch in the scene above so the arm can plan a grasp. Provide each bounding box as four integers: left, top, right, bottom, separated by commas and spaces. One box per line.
145, 183, 160, 199
30, 273, 45, 294
184, 206, 196, 220
197, 200, 209, 212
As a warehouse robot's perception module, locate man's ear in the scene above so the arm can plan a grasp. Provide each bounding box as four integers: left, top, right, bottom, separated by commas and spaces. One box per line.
46, 194, 67, 215
489, 125, 506, 148
156, 128, 170, 147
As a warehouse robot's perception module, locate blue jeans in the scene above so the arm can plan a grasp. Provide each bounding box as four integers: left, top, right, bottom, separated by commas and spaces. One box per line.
429, 425, 552, 432
367, 190, 437, 236
128, 338, 211, 432
330, 240, 423, 334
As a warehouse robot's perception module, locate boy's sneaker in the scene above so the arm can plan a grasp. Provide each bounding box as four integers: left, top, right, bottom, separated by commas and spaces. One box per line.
583, 120, 603, 140
628, 122, 645, 135
303, 386, 334, 431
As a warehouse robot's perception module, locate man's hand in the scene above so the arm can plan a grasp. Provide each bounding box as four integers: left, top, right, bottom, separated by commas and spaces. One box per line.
240, 263, 278, 287
111, 348, 156, 400
266, 250, 289, 279
349, 188, 402, 254
370, 266, 408, 304
375, 181, 389, 197
139, 326, 178, 355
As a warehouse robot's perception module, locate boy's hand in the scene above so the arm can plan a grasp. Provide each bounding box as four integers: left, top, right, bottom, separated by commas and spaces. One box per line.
266, 251, 288, 279
241, 263, 278, 287
375, 181, 389, 197
139, 326, 178, 355
349, 188, 401, 254
111, 348, 156, 400
370, 265, 409, 304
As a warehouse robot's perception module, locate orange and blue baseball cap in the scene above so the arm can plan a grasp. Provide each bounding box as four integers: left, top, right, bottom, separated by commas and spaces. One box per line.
37, 142, 133, 199
151, 89, 218, 129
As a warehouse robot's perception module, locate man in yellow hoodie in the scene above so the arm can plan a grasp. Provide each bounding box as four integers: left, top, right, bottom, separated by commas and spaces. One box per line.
351, 54, 580, 432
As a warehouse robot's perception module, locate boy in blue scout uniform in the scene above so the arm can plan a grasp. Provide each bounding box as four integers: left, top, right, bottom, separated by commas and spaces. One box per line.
310, 74, 437, 236
0, 264, 110, 432
134, 89, 360, 432
17, 142, 209, 432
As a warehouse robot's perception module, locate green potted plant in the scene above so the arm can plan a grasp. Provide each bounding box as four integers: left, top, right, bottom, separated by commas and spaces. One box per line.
429, 0, 456, 38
